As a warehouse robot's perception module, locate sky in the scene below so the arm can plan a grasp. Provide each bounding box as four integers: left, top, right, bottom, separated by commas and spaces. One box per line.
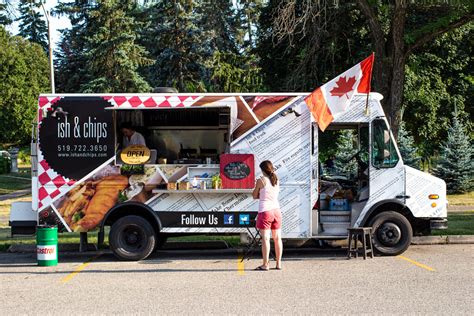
6, 0, 71, 51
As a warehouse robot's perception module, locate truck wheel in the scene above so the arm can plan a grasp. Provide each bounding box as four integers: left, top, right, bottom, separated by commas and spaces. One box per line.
109, 215, 156, 261
368, 211, 412, 256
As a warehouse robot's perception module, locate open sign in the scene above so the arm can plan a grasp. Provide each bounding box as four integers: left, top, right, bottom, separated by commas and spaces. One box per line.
121, 145, 150, 165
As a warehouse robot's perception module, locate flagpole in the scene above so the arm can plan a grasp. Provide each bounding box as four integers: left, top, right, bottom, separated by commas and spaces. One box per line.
364, 52, 375, 116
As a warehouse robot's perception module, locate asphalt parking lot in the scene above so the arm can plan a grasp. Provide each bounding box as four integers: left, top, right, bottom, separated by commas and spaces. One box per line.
0, 244, 473, 315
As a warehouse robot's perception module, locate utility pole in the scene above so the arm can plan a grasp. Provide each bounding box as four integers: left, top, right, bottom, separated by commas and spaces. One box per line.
40, 2, 55, 94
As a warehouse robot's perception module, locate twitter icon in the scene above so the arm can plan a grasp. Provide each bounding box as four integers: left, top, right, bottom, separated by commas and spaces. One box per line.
239, 214, 250, 225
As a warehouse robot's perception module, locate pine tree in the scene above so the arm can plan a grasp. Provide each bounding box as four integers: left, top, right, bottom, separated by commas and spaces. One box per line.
236, 0, 265, 51
17, 0, 48, 52
434, 110, 473, 193
54, 1, 92, 92
333, 129, 358, 177
195, 0, 239, 53
142, 0, 210, 92
398, 121, 421, 169
80, 0, 153, 93
0, 2, 13, 26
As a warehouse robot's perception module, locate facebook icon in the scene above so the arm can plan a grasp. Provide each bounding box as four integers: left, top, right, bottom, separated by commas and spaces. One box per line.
224, 214, 234, 225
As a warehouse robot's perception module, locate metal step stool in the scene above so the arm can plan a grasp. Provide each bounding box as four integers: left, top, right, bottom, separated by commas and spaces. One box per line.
347, 227, 374, 259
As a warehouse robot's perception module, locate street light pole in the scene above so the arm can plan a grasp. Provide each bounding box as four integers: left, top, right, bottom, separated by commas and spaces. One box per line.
40, 2, 55, 94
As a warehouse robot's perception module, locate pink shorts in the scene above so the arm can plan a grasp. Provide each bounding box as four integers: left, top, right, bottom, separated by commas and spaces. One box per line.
256, 209, 282, 230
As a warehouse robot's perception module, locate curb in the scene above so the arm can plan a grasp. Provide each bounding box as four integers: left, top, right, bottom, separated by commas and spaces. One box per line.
7, 240, 230, 253
411, 235, 474, 245
0, 188, 31, 201
6, 236, 474, 254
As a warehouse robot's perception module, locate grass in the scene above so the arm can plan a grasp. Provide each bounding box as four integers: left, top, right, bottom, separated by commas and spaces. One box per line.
0, 168, 31, 195
0, 196, 31, 227
0, 228, 104, 252
432, 211, 474, 236
447, 192, 474, 206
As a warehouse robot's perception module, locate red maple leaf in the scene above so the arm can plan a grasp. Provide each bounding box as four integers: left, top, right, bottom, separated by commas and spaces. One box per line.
330, 76, 356, 99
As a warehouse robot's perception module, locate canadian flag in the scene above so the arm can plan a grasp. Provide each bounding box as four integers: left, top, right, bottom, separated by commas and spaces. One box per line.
304, 53, 374, 131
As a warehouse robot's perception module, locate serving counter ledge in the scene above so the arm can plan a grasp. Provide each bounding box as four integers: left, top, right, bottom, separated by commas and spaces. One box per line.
152, 189, 253, 194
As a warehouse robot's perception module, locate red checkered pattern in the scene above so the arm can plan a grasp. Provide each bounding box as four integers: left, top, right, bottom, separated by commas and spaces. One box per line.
38, 96, 61, 122
37, 96, 74, 209
106, 95, 200, 108
37, 150, 75, 210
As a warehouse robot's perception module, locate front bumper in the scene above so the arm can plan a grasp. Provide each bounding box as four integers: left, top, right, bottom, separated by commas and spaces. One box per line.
430, 218, 448, 230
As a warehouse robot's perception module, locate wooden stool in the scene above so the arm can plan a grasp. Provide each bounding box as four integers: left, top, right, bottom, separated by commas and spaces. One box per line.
347, 227, 374, 259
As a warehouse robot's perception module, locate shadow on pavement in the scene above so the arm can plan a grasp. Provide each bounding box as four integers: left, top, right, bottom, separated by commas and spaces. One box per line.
0, 246, 349, 268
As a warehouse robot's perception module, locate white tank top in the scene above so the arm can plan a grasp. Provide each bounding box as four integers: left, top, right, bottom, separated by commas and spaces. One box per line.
258, 176, 280, 212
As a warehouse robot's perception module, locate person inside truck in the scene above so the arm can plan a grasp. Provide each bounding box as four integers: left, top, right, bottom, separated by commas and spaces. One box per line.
120, 122, 146, 148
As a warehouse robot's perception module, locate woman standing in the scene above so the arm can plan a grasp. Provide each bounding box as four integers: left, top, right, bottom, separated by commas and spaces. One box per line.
252, 160, 283, 271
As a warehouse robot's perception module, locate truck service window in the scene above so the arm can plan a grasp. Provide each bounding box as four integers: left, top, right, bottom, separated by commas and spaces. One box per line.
115, 107, 231, 165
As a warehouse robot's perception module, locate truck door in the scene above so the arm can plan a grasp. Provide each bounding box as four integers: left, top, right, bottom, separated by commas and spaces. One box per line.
368, 118, 405, 205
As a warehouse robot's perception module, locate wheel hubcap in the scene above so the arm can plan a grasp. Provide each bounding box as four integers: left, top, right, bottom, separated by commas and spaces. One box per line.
122, 226, 144, 250
377, 222, 401, 246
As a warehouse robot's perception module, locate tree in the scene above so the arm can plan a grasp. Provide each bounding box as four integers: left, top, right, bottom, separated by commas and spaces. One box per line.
333, 129, 358, 177
54, 1, 92, 93
208, 51, 264, 92
403, 24, 473, 161
257, 1, 368, 91
0, 1, 14, 25
236, 0, 265, 51
397, 121, 421, 169
141, 0, 209, 92
80, 0, 153, 93
17, 0, 48, 52
269, 1, 474, 136
354, 1, 473, 137
0, 26, 50, 144
195, 0, 239, 53
434, 110, 473, 193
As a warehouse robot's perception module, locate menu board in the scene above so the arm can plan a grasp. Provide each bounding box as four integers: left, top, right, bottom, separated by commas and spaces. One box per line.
220, 154, 255, 189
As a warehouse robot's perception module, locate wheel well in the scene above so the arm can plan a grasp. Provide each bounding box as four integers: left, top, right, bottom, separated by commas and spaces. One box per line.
363, 202, 427, 235
102, 203, 161, 235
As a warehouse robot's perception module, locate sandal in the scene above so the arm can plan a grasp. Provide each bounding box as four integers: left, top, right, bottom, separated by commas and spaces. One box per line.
254, 265, 269, 271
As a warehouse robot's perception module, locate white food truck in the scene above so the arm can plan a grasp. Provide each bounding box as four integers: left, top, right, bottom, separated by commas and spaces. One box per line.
10, 92, 447, 260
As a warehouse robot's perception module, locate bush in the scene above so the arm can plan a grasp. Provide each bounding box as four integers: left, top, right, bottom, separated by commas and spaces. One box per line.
0, 155, 11, 174
18, 147, 30, 165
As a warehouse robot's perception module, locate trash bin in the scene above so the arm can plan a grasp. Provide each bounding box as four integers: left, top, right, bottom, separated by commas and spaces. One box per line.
36, 225, 58, 266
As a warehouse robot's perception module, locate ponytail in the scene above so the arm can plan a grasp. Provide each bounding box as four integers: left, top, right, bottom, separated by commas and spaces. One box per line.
259, 160, 278, 187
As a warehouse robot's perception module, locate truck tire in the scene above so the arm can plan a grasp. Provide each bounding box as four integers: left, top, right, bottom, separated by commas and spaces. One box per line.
368, 211, 412, 256
109, 215, 156, 261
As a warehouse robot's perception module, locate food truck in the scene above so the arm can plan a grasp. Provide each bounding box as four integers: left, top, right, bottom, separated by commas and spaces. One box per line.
9, 92, 447, 260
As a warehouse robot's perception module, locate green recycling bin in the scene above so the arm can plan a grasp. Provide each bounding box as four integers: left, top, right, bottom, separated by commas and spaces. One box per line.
36, 225, 58, 266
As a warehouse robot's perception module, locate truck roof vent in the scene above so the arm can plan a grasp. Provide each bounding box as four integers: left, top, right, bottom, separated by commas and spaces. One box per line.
153, 87, 178, 93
